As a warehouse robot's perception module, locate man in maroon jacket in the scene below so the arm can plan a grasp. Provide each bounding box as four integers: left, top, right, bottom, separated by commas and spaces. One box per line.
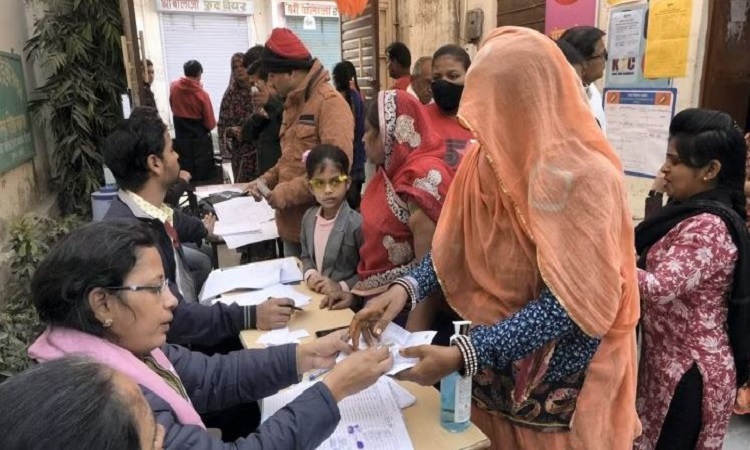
169, 60, 217, 183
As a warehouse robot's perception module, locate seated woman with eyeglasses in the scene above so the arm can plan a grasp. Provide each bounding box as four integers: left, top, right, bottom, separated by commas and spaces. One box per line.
300, 145, 363, 295
27, 219, 393, 450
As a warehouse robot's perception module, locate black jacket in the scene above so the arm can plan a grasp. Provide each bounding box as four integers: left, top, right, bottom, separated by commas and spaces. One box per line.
242, 96, 283, 176
104, 194, 256, 348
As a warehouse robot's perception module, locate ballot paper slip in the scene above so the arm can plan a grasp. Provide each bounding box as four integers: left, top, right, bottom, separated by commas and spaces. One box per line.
337, 323, 436, 376
213, 284, 311, 308
199, 258, 303, 302
261, 378, 414, 450
257, 327, 310, 346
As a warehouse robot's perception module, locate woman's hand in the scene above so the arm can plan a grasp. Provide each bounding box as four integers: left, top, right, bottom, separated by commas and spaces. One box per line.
348, 284, 409, 350
395, 345, 463, 386
296, 329, 352, 374
651, 173, 666, 193
320, 291, 355, 310
313, 276, 342, 295
323, 346, 393, 402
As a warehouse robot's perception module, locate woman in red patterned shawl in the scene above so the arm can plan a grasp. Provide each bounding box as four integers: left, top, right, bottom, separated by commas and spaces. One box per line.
218, 52, 256, 182
321, 90, 453, 330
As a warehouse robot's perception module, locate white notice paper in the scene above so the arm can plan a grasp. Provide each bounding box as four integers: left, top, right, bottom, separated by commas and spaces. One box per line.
338, 323, 436, 376
262, 378, 414, 450
604, 88, 677, 177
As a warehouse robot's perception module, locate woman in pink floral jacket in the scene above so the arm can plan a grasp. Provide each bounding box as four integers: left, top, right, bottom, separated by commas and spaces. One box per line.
634, 108, 750, 450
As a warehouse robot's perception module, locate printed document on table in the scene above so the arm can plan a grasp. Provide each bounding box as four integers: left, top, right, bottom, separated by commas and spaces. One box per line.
214, 284, 311, 308
256, 327, 310, 346
213, 197, 274, 236
199, 258, 303, 301
338, 323, 437, 375
261, 378, 414, 450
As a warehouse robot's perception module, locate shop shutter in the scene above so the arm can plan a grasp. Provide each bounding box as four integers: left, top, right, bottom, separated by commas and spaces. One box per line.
160, 13, 251, 128
286, 15, 342, 77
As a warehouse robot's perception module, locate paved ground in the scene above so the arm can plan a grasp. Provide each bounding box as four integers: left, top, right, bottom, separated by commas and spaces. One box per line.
725, 414, 750, 449
216, 244, 750, 448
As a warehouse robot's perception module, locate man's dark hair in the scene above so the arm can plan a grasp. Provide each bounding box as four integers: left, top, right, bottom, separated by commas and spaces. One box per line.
31, 220, 158, 337
183, 60, 203, 77
146, 59, 153, 67
243, 45, 265, 68
0, 357, 142, 450
247, 60, 268, 81
386, 42, 412, 69
103, 107, 168, 192
558, 26, 606, 59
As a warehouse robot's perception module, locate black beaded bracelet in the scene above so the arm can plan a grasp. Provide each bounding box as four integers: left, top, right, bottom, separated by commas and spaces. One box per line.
391, 279, 417, 312
451, 334, 478, 377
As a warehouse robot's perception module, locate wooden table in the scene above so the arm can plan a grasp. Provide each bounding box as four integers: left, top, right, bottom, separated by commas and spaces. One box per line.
240, 284, 491, 450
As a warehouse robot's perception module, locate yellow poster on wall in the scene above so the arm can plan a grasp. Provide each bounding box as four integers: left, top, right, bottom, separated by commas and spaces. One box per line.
644, 0, 693, 78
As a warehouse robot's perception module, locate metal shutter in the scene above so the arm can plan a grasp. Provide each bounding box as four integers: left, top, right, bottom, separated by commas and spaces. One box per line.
285, 16, 342, 77
497, 0, 546, 33
160, 13, 251, 128
341, 1, 378, 100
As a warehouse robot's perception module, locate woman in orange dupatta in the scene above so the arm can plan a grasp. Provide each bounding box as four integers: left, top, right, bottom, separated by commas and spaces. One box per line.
347, 27, 641, 449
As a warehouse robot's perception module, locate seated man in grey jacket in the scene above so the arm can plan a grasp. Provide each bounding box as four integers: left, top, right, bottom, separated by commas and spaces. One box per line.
29, 220, 395, 449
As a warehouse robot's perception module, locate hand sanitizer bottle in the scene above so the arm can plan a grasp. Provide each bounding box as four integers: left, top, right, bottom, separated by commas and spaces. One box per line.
440, 320, 472, 433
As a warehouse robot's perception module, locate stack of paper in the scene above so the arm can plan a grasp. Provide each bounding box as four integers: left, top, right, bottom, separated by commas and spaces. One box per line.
194, 185, 244, 200
199, 258, 303, 302
337, 323, 437, 376
262, 377, 414, 450
257, 327, 310, 346
214, 284, 311, 308
212, 197, 278, 248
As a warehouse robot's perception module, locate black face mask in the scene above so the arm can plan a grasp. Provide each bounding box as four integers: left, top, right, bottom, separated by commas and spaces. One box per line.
431, 79, 464, 114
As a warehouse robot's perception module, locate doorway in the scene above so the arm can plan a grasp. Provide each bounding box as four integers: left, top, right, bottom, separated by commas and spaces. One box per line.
700, 1, 750, 131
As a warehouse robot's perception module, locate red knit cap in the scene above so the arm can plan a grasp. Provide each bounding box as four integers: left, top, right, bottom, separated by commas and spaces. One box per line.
265, 28, 311, 60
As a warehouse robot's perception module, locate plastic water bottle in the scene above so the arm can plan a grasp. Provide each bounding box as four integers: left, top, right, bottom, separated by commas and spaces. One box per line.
440, 320, 472, 433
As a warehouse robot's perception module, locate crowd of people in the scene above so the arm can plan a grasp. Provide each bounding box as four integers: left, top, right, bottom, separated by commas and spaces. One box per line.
1, 24, 749, 450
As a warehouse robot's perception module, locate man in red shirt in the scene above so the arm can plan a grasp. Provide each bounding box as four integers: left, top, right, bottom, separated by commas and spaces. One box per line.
386, 42, 411, 91
169, 60, 217, 183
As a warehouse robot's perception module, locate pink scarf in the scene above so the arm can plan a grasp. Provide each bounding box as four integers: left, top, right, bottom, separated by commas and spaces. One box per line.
28, 326, 205, 428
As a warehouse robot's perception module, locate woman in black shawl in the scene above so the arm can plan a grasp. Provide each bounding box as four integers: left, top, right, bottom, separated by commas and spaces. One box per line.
634, 108, 750, 450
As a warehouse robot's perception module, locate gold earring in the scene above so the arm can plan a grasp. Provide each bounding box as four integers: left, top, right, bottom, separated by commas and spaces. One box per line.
103, 318, 113, 328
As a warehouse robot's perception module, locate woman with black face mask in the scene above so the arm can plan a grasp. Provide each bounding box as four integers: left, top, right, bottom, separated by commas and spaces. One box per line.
424, 45, 473, 169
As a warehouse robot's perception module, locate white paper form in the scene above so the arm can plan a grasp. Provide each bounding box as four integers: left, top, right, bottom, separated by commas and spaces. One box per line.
214, 284, 311, 308
261, 379, 414, 450
213, 197, 275, 236
338, 323, 437, 376
257, 327, 310, 346
199, 258, 303, 301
